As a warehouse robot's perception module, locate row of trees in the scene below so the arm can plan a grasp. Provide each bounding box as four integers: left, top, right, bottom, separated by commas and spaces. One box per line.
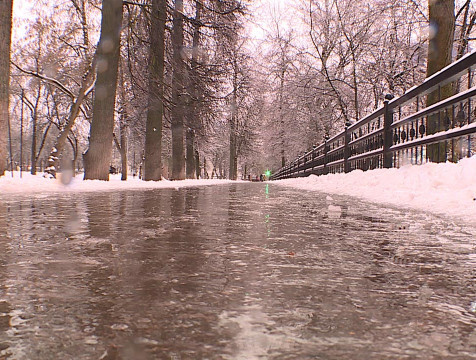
0, 0, 475, 180
259, 0, 474, 170
0, 0, 257, 181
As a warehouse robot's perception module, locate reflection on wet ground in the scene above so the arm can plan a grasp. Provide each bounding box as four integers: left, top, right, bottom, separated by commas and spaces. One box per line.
0, 183, 475, 359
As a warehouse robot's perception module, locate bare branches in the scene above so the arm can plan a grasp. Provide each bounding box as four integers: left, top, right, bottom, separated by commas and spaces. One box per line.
308, 0, 350, 124
123, 0, 149, 7
11, 61, 75, 99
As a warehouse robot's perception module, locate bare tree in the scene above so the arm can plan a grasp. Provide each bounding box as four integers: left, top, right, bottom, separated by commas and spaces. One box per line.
144, 0, 166, 181
0, 0, 13, 176
114, 59, 130, 180
455, 0, 475, 60
171, 0, 186, 180
11, 1, 99, 178
84, 0, 124, 180
186, 0, 202, 179
426, 0, 455, 163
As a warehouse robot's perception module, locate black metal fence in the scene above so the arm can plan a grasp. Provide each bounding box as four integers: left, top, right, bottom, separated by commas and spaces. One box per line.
270, 51, 476, 180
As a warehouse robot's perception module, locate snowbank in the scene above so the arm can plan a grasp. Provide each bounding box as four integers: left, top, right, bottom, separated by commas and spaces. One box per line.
1, 158, 475, 222
273, 156, 476, 222
0, 172, 241, 194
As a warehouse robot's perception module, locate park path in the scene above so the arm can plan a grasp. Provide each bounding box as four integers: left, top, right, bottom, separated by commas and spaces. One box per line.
0, 183, 475, 359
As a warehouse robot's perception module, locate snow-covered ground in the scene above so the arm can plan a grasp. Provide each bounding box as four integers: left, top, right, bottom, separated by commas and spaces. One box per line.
0, 172, 240, 194
273, 155, 476, 224
1, 157, 475, 223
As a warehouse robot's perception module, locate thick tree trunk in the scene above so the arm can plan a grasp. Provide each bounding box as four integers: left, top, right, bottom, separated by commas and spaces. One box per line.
171, 0, 186, 180
426, 0, 455, 163
0, 0, 13, 176
144, 0, 166, 181
83, 0, 123, 180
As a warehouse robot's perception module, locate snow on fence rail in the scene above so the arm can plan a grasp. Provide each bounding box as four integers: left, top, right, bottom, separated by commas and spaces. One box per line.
271, 51, 476, 180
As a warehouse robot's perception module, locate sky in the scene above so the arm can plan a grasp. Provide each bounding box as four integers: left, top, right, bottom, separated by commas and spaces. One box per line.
12, 0, 294, 41
246, 0, 295, 41
12, 0, 35, 41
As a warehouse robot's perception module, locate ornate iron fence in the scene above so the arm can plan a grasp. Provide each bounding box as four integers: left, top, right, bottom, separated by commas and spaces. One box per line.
270, 51, 476, 180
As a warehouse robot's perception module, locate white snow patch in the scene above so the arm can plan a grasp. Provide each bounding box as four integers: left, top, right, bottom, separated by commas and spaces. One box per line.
273, 156, 476, 223
0, 172, 243, 194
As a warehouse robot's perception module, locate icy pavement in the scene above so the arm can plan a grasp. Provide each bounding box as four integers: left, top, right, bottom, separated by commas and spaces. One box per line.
0, 184, 475, 359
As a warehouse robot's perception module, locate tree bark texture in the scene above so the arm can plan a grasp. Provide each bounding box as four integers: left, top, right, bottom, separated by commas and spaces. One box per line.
186, 1, 202, 179
0, 0, 13, 176
83, 0, 123, 180
279, 70, 285, 168
426, 0, 455, 163
186, 128, 195, 178
229, 59, 238, 181
229, 112, 237, 180
30, 91, 40, 175
171, 0, 186, 180
120, 120, 127, 181
144, 0, 166, 181
195, 150, 200, 179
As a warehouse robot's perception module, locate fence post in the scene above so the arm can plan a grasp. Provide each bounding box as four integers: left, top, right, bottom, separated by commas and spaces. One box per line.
323, 134, 329, 175
383, 95, 394, 168
344, 121, 351, 173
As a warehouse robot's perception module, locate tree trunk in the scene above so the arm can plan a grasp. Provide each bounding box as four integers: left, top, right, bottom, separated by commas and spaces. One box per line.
120, 120, 127, 181
40, 1, 94, 178
229, 127, 236, 180
30, 109, 37, 175
426, 0, 455, 163
144, 0, 166, 181
83, 0, 123, 180
63, 135, 78, 178
186, 1, 202, 179
30, 84, 42, 175
229, 59, 238, 181
186, 128, 196, 178
45, 57, 96, 178
279, 69, 285, 168
171, 0, 186, 180
0, 0, 13, 176
195, 150, 200, 179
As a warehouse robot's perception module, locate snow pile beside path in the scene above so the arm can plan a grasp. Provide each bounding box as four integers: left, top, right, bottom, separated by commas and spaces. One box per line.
274, 156, 476, 221
0, 172, 240, 194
